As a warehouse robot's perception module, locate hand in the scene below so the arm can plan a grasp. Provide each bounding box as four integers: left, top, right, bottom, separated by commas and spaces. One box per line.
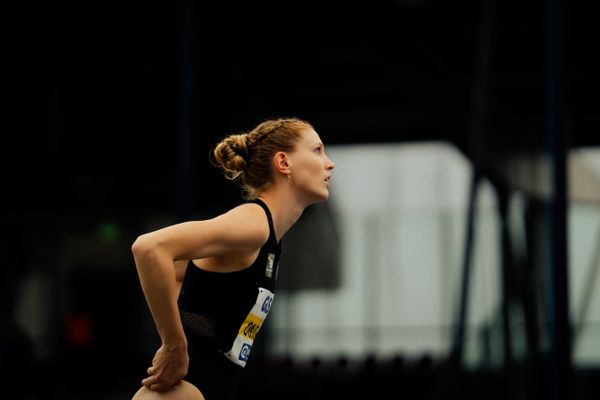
142, 342, 189, 392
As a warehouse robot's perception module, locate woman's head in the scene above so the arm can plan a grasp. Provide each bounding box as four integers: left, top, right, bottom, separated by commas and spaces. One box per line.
212, 117, 315, 199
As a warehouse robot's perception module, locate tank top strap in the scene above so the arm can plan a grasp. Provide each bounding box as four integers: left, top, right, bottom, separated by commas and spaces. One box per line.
248, 198, 279, 246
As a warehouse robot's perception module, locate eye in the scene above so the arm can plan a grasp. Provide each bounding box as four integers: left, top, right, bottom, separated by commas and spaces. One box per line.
314, 146, 322, 153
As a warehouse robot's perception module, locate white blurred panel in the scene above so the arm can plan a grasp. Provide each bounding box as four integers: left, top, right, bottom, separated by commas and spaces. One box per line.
269, 142, 500, 360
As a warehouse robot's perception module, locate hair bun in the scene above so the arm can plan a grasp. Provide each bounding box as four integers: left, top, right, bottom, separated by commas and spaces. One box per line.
230, 141, 249, 162
211, 134, 250, 181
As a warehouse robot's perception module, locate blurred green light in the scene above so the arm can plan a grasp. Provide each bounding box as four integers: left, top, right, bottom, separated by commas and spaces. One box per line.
97, 222, 120, 242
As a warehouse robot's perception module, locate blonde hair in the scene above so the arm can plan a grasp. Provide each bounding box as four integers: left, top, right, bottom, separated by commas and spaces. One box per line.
211, 117, 313, 199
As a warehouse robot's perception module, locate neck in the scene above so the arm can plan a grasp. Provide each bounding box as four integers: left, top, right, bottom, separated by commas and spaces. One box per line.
257, 184, 308, 242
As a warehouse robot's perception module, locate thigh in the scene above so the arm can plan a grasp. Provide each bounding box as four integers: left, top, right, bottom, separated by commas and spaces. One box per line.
132, 380, 205, 400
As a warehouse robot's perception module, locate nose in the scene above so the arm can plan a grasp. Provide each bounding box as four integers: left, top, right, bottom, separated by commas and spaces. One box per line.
326, 155, 335, 170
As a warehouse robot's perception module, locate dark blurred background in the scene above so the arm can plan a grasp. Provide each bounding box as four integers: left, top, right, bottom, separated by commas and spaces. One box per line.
2, 0, 599, 399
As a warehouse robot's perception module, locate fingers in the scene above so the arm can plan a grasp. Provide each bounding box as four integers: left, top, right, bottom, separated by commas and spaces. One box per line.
151, 377, 184, 392
150, 382, 172, 392
142, 370, 177, 392
141, 375, 156, 387
143, 371, 183, 391
142, 365, 156, 387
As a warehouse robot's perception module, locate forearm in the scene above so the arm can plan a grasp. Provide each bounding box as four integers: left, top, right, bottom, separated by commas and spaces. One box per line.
133, 242, 187, 348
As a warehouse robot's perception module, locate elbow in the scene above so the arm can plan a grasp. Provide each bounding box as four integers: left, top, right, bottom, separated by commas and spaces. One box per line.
131, 233, 157, 259
132, 233, 174, 269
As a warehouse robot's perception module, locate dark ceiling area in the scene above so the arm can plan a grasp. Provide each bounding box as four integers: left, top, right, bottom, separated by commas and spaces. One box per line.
2, 0, 599, 217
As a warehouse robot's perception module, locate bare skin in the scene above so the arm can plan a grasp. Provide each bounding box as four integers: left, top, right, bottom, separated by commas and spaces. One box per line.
131, 128, 335, 395
132, 380, 205, 400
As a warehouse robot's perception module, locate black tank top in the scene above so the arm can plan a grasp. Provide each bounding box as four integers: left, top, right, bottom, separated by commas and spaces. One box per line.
177, 199, 281, 367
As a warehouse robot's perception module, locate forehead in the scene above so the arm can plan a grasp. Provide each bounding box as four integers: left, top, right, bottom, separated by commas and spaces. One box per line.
299, 128, 322, 144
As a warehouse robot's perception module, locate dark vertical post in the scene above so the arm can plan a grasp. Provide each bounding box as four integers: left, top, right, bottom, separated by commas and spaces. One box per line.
522, 199, 544, 400
449, 0, 494, 366
451, 171, 480, 366
544, 0, 571, 398
497, 185, 515, 369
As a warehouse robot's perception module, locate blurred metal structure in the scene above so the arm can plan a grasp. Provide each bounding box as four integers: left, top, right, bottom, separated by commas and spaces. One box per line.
449, 1, 578, 399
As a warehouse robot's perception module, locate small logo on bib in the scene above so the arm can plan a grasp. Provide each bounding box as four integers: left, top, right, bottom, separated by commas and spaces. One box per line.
261, 295, 273, 313
238, 343, 252, 362
265, 253, 275, 278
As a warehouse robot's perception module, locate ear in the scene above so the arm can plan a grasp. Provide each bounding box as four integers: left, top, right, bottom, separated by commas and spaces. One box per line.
272, 151, 291, 176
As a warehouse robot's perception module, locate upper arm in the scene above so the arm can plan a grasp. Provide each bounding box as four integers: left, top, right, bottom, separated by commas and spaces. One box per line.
133, 204, 269, 262
174, 260, 187, 283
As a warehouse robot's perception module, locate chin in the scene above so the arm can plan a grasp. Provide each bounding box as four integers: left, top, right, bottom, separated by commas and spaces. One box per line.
301, 187, 330, 206
315, 189, 330, 202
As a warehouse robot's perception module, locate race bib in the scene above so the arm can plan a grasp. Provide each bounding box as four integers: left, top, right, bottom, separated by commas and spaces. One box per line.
224, 287, 275, 367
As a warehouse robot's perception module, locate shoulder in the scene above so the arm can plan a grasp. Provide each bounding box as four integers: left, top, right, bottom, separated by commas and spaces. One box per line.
225, 202, 267, 218
214, 202, 270, 247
